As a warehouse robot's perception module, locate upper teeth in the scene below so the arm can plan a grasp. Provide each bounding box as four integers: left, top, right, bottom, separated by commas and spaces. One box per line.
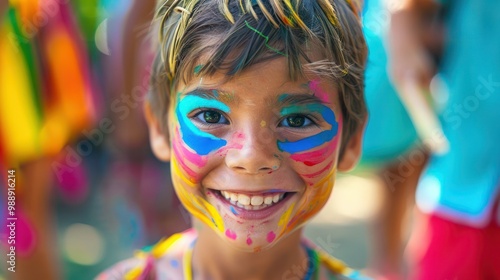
221, 191, 285, 206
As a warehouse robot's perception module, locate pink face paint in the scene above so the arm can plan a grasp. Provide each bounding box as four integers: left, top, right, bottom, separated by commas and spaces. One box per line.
302, 160, 334, 178
290, 144, 335, 166
172, 131, 204, 181
225, 229, 237, 240
246, 237, 253, 245
174, 128, 206, 167
266, 231, 276, 243
216, 132, 244, 155
308, 79, 331, 103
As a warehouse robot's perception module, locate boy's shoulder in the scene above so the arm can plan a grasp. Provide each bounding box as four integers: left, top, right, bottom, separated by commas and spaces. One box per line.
96, 229, 197, 280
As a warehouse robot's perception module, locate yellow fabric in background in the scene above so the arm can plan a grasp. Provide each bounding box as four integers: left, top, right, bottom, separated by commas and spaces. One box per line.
0, 22, 42, 164
0, 2, 97, 165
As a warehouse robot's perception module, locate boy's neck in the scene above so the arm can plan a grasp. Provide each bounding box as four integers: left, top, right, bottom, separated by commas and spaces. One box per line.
192, 222, 308, 280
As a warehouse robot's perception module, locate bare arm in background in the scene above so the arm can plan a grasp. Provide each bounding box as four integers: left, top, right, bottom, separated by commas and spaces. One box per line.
388, 0, 442, 88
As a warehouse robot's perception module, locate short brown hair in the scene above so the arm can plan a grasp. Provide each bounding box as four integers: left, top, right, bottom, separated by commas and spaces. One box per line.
149, 0, 367, 155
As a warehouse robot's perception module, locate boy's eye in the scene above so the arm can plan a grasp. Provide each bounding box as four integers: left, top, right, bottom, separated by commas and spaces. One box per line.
194, 110, 228, 124
280, 115, 313, 128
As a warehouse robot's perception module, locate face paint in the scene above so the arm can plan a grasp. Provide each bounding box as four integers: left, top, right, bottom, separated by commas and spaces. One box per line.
167, 58, 349, 253
278, 104, 338, 154
273, 88, 342, 238
168, 93, 232, 235
176, 94, 229, 155
286, 169, 335, 230
215, 132, 244, 156
170, 156, 225, 233
229, 206, 239, 215
225, 229, 237, 240
172, 128, 207, 182
308, 79, 331, 103
266, 231, 276, 243
290, 144, 336, 166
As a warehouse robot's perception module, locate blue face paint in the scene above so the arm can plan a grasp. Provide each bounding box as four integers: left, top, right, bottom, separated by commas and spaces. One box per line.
176, 95, 229, 155
277, 104, 338, 154
230, 206, 239, 215
278, 94, 290, 102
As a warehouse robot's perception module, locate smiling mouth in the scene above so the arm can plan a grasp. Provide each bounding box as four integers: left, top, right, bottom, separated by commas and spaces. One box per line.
214, 190, 292, 211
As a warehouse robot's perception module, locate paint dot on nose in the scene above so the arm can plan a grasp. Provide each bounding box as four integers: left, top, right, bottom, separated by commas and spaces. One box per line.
260, 120, 267, 127
267, 231, 276, 243
246, 237, 253, 245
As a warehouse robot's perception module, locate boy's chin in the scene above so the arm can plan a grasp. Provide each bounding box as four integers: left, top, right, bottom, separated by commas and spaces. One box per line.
216, 226, 304, 253
221, 236, 278, 253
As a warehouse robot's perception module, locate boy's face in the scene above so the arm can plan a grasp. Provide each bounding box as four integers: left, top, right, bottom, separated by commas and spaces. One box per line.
149, 57, 363, 252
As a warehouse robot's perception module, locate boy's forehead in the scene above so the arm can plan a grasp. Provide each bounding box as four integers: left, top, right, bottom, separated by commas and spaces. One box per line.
178, 85, 330, 103
175, 73, 337, 108
178, 54, 334, 88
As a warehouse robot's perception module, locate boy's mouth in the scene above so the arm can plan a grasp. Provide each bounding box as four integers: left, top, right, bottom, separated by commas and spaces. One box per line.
213, 190, 293, 211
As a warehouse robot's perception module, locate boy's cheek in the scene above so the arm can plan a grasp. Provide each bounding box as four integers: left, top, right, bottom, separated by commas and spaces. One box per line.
287, 170, 336, 229
171, 127, 208, 183
289, 123, 341, 186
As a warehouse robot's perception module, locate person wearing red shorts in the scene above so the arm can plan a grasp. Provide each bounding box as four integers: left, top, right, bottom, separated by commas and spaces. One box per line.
389, 0, 500, 279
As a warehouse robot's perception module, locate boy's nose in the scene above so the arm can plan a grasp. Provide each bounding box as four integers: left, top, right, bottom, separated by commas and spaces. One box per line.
225, 130, 281, 174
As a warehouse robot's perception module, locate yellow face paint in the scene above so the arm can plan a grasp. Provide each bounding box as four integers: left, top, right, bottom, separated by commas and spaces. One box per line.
166, 58, 344, 252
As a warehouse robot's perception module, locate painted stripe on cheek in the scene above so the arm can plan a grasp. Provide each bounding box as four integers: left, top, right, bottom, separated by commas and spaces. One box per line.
290, 143, 335, 166
173, 128, 207, 167
301, 160, 334, 178
278, 104, 338, 154
172, 129, 207, 182
176, 95, 229, 155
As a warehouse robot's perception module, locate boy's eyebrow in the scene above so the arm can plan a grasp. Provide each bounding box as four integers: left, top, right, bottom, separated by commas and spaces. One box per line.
276, 93, 329, 107
183, 88, 235, 102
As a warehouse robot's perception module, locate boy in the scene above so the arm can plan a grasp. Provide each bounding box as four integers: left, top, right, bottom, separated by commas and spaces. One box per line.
99, 0, 368, 278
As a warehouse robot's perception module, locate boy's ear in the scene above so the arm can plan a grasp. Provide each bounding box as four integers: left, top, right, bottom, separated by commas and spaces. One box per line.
144, 102, 171, 161
338, 121, 366, 172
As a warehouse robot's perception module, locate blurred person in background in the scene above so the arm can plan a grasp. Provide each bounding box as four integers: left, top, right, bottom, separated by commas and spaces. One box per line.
105, 0, 189, 244
389, 0, 500, 278
360, 0, 427, 278
360, 0, 448, 278
1, 0, 187, 279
